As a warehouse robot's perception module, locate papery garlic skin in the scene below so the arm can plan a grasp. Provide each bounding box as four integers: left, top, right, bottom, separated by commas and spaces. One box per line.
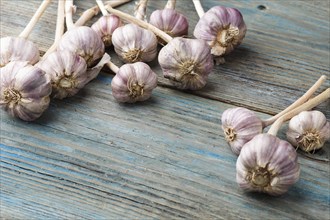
221, 107, 263, 155
91, 15, 122, 47
111, 62, 157, 103
0, 37, 40, 67
112, 24, 158, 63
37, 51, 88, 99
85, 53, 111, 82
194, 6, 246, 57
158, 37, 213, 90
58, 26, 105, 67
287, 111, 330, 152
0, 61, 51, 121
236, 134, 300, 196
149, 9, 188, 41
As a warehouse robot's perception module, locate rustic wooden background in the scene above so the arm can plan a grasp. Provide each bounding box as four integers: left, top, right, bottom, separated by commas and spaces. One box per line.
1, 0, 329, 219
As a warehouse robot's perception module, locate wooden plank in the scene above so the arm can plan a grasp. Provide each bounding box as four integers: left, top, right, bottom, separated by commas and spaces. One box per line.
0, 0, 328, 116
1, 0, 329, 219
1, 75, 329, 219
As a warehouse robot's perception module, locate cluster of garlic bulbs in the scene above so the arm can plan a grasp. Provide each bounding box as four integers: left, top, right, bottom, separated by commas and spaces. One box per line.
0, 0, 53, 121
221, 76, 329, 196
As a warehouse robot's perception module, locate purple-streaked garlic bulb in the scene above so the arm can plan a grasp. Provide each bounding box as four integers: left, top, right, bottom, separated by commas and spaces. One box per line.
158, 37, 213, 90
91, 14, 122, 47
236, 89, 330, 196
194, 6, 246, 59
287, 110, 330, 152
58, 26, 105, 67
236, 134, 300, 196
111, 62, 157, 103
221, 107, 263, 155
0, 61, 51, 121
0, 37, 40, 67
149, 9, 188, 43
37, 50, 88, 99
112, 24, 158, 63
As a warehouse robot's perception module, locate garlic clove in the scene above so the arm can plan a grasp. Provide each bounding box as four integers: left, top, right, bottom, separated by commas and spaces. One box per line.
58, 26, 105, 67
37, 50, 88, 99
111, 62, 157, 103
0, 61, 51, 121
287, 110, 330, 152
149, 9, 188, 43
112, 24, 158, 63
158, 37, 213, 90
0, 37, 40, 67
194, 6, 246, 58
236, 134, 300, 196
91, 15, 122, 47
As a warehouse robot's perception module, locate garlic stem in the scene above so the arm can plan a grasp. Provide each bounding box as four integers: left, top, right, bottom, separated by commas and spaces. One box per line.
75, 0, 132, 26
65, 0, 75, 30
106, 5, 173, 43
96, 0, 109, 16
267, 88, 330, 136
43, 0, 65, 58
192, 0, 205, 18
165, 0, 176, 9
135, 0, 148, 20
106, 61, 119, 74
262, 75, 327, 127
19, 0, 52, 38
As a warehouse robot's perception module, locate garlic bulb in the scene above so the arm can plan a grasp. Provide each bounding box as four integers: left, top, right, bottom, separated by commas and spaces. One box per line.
287, 110, 330, 152
158, 37, 214, 90
91, 15, 122, 47
0, 37, 40, 67
194, 6, 246, 59
58, 26, 105, 67
112, 24, 158, 63
149, 9, 188, 42
37, 50, 88, 99
0, 61, 51, 121
221, 107, 263, 155
236, 134, 300, 196
111, 62, 157, 103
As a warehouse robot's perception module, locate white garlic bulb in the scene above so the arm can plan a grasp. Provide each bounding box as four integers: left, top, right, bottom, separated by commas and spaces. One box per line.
194, 6, 246, 63
37, 50, 88, 99
221, 107, 263, 155
91, 15, 122, 47
0, 61, 51, 121
158, 37, 214, 90
111, 62, 157, 103
0, 37, 40, 67
112, 24, 158, 63
236, 134, 300, 196
287, 110, 330, 152
149, 9, 188, 42
58, 26, 105, 67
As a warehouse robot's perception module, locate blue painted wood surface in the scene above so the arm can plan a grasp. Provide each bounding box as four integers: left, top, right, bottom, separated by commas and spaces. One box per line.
1, 0, 329, 219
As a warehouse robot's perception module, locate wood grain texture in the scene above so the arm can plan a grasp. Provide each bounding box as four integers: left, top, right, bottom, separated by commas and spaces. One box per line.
1, 0, 330, 219
1, 77, 330, 219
